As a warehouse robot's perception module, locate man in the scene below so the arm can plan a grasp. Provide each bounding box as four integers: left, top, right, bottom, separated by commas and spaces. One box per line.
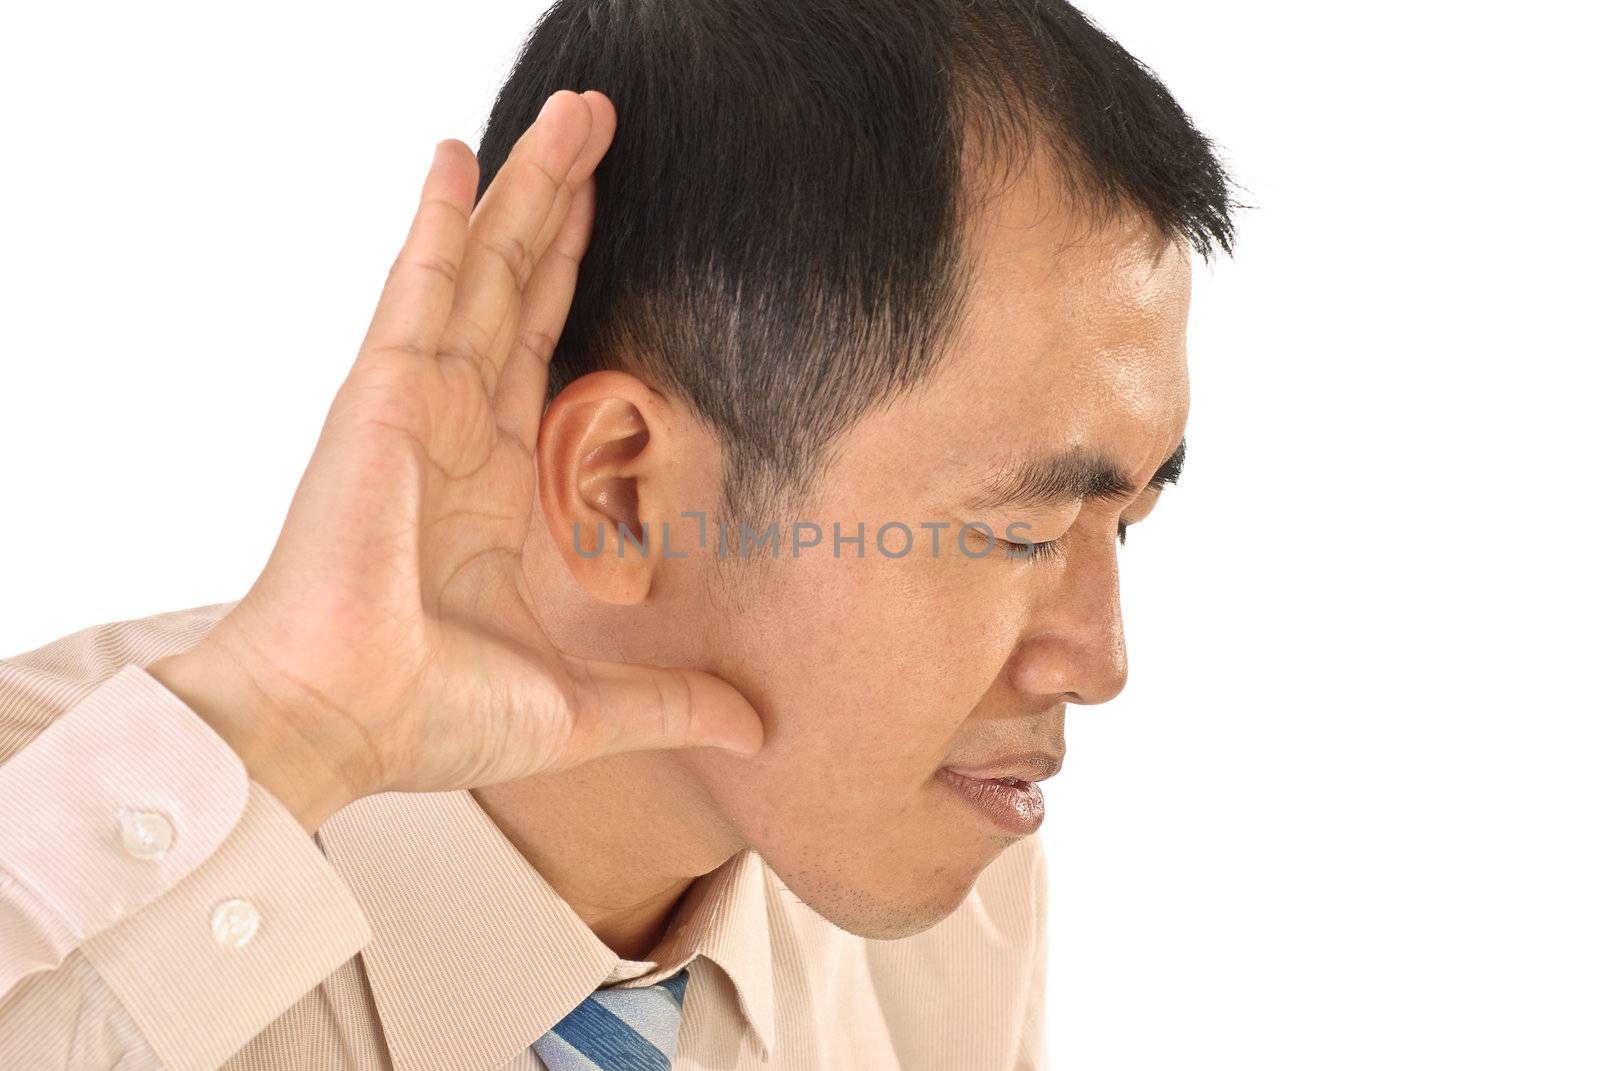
0, 0, 1234, 1067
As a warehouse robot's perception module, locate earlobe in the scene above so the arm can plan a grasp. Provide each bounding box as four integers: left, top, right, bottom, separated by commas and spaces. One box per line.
536, 371, 663, 605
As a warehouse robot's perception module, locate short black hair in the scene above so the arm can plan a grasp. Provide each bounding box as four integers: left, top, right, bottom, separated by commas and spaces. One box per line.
474, 0, 1236, 547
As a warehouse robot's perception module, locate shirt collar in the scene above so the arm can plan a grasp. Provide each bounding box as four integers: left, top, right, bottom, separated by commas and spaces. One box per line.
316, 788, 775, 1071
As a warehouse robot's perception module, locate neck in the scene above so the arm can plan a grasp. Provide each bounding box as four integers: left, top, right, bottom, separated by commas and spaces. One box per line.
470, 750, 743, 961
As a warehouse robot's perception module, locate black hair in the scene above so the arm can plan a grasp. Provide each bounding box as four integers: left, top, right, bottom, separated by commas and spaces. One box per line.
474, 0, 1237, 552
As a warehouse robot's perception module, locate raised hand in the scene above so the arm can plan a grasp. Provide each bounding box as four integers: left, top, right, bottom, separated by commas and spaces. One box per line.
148, 90, 764, 833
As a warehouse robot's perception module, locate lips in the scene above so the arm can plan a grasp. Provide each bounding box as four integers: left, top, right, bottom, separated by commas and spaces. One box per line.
936, 766, 1048, 835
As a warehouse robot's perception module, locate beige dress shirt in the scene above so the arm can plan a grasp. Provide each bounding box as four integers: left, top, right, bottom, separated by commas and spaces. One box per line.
0, 600, 1047, 1070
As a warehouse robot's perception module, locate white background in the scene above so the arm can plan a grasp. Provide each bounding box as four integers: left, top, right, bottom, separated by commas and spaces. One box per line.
2, 3, 1595, 1067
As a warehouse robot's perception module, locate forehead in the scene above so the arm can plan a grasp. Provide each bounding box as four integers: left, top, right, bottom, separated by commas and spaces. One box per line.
904, 152, 1193, 488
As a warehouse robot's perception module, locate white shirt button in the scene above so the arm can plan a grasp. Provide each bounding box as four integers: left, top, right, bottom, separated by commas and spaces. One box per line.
119, 808, 174, 860
211, 898, 261, 948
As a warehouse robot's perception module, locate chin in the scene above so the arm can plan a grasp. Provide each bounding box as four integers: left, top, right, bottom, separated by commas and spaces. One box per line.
772, 856, 986, 940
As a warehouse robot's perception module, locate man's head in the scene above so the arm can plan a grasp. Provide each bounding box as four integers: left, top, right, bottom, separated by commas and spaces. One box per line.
481, 0, 1233, 938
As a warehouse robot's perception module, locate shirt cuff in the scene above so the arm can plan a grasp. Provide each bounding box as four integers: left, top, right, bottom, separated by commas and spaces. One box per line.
0, 662, 250, 976
80, 778, 373, 1071
0, 661, 374, 1071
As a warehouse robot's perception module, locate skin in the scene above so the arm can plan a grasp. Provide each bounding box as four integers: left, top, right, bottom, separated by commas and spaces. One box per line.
472, 143, 1193, 958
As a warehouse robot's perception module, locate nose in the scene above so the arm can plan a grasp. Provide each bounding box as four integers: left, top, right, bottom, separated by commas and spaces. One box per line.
1005, 530, 1128, 705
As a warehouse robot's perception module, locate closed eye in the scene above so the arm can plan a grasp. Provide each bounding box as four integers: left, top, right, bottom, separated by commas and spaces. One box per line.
1003, 519, 1131, 563
1002, 536, 1064, 563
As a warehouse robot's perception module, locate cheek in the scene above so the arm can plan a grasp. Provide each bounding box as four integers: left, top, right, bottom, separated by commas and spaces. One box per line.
702, 552, 1025, 798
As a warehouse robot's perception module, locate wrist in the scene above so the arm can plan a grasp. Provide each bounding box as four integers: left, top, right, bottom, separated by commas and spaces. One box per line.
146, 639, 365, 834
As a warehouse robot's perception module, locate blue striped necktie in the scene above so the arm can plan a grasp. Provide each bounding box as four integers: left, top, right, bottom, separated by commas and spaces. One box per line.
531, 965, 691, 1070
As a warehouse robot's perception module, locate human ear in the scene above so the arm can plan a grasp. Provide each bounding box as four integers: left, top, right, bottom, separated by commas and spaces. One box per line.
536, 369, 670, 605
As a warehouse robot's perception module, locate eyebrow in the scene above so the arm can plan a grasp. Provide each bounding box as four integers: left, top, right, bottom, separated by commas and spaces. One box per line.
964, 437, 1186, 512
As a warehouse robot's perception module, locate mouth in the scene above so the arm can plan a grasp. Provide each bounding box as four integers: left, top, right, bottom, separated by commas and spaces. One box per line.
936, 767, 1046, 836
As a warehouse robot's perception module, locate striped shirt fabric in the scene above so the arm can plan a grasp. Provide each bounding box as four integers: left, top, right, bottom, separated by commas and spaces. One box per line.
0, 601, 1048, 1070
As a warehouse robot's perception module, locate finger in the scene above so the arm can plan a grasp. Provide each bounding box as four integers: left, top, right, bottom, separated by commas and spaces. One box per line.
492, 92, 617, 455
492, 173, 597, 456
498, 92, 615, 313
435, 91, 604, 395
359, 139, 478, 361
560, 655, 767, 766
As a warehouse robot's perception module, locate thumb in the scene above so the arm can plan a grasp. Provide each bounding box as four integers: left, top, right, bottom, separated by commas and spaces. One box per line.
557, 654, 766, 767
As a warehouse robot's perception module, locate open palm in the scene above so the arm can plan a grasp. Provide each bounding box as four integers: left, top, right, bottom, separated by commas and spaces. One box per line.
199, 90, 763, 804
